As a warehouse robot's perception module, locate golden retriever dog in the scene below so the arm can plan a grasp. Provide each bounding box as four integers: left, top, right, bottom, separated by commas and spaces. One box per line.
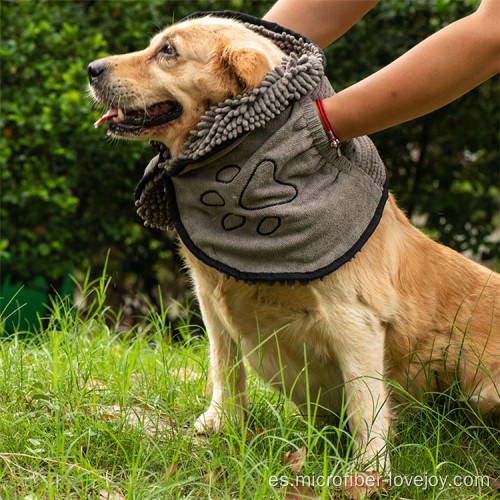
89, 14, 500, 470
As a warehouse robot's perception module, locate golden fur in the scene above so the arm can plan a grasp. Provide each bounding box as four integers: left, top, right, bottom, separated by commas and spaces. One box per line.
89, 16, 500, 470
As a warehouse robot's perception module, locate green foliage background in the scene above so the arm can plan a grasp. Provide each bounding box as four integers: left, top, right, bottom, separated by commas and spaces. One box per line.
1, 0, 498, 321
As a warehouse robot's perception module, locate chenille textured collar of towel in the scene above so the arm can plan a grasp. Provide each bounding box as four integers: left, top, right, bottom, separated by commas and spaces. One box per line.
135, 11, 389, 286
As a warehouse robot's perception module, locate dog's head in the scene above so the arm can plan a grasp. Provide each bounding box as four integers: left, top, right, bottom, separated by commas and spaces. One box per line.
89, 16, 285, 155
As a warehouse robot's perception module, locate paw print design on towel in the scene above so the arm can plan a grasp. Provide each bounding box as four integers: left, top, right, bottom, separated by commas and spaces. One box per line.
199, 160, 298, 236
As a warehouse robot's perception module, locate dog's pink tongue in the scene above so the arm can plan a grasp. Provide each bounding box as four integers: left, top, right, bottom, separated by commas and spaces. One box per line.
94, 109, 118, 128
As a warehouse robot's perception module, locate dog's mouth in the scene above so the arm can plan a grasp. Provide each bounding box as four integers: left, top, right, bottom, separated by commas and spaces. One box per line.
94, 100, 182, 134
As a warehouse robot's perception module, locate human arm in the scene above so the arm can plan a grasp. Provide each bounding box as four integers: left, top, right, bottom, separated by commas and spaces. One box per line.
265, 0, 500, 142
263, 0, 379, 48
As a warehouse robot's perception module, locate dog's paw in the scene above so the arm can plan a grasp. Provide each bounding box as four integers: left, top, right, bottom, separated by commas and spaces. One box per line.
359, 438, 391, 473
194, 409, 223, 434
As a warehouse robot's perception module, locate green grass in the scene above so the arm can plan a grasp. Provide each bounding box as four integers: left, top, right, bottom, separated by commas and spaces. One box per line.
0, 272, 498, 499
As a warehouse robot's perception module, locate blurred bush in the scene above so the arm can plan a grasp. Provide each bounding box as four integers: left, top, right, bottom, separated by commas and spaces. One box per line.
1, 0, 498, 328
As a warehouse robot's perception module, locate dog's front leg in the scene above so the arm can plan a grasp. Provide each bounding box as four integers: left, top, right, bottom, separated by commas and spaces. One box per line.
194, 294, 248, 433
331, 314, 391, 471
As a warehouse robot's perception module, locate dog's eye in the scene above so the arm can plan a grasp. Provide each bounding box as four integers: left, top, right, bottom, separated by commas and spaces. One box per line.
160, 43, 177, 59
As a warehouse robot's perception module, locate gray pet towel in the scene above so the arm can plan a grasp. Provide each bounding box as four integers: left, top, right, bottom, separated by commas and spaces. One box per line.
135, 11, 389, 286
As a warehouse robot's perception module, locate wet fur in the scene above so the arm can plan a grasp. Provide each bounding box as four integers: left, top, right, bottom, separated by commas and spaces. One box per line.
89, 16, 500, 470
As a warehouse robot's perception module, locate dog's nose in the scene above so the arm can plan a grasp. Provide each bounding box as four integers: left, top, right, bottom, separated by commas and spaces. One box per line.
88, 60, 108, 84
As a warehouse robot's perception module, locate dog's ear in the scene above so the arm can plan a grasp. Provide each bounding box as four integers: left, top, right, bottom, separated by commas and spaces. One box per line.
209, 37, 275, 94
